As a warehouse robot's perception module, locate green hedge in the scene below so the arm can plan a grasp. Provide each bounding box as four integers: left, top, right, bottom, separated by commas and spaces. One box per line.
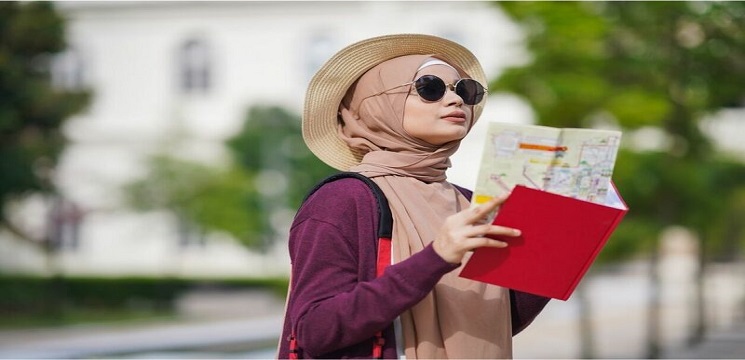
0, 275, 289, 317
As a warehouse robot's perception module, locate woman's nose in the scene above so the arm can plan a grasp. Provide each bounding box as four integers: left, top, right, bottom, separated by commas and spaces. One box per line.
443, 84, 464, 106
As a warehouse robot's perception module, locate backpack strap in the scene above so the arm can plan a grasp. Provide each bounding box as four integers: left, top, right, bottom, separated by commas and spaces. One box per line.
288, 172, 393, 359
302, 172, 393, 241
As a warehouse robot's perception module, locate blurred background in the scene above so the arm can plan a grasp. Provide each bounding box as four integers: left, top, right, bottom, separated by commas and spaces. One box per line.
1, 1, 744, 358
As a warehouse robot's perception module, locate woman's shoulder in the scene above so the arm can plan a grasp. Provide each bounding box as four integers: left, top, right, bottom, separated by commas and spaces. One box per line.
306, 176, 378, 204
294, 176, 379, 224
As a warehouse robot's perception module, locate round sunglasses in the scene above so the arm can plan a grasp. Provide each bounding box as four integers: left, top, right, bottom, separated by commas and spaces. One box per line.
367, 75, 487, 105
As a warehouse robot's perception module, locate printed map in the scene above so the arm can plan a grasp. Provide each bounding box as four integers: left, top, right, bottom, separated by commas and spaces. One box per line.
473, 123, 622, 205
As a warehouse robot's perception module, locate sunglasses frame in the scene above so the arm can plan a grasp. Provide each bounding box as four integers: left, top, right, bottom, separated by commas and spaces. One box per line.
365, 74, 487, 105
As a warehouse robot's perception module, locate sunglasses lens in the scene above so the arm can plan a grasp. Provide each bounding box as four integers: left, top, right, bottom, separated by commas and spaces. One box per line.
456, 79, 485, 105
414, 75, 446, 102
413, 75, 486, 105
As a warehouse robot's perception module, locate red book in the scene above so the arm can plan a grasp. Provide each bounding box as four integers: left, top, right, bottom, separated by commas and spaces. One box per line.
459, 183, 628, 301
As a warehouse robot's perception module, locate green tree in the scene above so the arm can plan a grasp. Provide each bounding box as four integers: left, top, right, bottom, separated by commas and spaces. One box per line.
226, 105, 334, 248
125, 105, 334, 251
124, 154, 262, 248
492, 1, 745, 357
0, 2, 90, 244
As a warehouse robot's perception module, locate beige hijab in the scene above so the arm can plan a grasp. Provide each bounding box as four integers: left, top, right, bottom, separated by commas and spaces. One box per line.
338, 55, 512, 359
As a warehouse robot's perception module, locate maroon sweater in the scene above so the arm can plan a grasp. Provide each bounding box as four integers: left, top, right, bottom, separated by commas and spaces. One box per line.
278, 178, 549, 359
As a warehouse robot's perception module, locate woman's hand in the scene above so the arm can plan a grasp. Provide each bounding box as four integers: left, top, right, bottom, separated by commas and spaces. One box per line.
432, 194, 521, 264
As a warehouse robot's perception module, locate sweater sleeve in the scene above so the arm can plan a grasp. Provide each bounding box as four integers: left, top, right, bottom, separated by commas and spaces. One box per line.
287, 179, 458, 357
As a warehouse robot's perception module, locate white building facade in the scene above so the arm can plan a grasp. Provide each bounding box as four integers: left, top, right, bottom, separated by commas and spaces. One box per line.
0, 1, 532, 277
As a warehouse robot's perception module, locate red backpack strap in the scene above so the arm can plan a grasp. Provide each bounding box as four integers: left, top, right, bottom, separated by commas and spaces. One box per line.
373, 234, 392, 358
288, 332, 299, 360
288, 172, 394, 359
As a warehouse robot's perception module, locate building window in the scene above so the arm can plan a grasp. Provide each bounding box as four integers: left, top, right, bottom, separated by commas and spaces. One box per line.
177, 215, 205, 249
179, 38, 211, 93
48, 197, 83, 251
50, 47, 86, 91
305, 34, 336, 82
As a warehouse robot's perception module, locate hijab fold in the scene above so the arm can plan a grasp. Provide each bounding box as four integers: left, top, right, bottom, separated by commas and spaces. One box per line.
339, 55, 512, 359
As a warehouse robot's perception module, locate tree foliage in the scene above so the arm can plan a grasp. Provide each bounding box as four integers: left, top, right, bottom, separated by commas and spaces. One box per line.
226, 105, 334, 209
225, 105, 334, 248
124, 155, 262, 248
493, 1, 745, 262
125, 105, 334, 250
0, 2, 90, 238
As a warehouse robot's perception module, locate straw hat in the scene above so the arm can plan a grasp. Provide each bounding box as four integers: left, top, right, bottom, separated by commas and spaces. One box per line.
302, 33, 487, 171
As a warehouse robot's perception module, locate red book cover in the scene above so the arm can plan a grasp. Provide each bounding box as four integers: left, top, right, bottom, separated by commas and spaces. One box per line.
459, 184, 628, 301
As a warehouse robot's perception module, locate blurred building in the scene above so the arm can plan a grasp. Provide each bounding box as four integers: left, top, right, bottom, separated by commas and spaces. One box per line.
0, 1, 528, 277
2, 1, 743, 279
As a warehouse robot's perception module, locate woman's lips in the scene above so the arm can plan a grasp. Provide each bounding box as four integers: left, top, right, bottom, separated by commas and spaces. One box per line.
442, 111, 467, 122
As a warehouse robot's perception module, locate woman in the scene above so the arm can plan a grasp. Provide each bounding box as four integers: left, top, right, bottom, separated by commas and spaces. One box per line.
278, 34, 549, 359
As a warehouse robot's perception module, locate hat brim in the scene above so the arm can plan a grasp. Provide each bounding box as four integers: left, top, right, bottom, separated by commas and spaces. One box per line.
303, 34, 487, 171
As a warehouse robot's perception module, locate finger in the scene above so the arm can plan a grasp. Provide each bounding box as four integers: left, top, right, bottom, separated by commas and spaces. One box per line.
465, 194, 509, 223
467, 236, 508, 249
468, 224, 521, 238
487, 224, 521, 237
